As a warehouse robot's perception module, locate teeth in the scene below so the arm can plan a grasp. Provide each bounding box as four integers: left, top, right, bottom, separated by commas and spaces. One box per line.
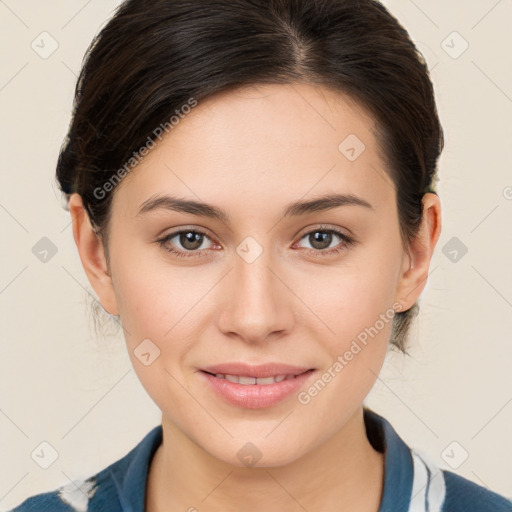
213, 373, 293, 385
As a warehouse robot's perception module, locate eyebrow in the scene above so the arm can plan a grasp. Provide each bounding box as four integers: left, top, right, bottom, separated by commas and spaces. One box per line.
137, 192, 374, 222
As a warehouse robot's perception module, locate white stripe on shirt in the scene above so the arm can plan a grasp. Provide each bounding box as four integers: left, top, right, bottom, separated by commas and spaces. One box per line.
409, 451, 429, 512
408, 449, 447, 512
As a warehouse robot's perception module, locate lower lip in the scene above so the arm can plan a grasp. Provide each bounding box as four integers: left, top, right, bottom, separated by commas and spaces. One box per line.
199, 370, 315, 409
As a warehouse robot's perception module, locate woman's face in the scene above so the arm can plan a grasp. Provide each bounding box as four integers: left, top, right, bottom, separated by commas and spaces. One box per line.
77, 83, 436, 467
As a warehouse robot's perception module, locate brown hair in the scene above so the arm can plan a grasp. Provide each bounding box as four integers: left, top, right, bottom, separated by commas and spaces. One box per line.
56, 0, 443, 353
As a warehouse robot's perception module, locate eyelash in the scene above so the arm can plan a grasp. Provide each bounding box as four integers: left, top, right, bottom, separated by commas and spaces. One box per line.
156, 226, 355, 259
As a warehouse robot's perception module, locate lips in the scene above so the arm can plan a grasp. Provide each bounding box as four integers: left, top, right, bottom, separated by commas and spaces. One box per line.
200, 362, 313, 379
198, 362, 315, 408
200, 368, 315, 409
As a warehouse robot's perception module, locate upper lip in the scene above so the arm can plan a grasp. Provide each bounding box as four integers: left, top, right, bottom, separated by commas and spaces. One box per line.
200, 362, 313, 378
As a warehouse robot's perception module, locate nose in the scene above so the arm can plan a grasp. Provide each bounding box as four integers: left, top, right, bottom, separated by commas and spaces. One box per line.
216, 240, 295, 344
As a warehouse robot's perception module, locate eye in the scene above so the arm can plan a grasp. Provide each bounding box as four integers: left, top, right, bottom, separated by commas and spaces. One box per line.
295, 227, 354, 256
157, 228, 216, 259
156, 225, 355, 259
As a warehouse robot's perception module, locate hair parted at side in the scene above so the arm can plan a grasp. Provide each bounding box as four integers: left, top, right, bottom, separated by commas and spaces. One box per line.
56, 0, 444, 354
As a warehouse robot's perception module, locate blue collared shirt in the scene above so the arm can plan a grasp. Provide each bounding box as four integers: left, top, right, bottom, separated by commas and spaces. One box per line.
7, 408, 512, 511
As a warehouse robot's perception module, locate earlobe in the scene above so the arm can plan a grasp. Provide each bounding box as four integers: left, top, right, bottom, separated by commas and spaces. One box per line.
68, 193, 120, 316
394, 193, 442, 311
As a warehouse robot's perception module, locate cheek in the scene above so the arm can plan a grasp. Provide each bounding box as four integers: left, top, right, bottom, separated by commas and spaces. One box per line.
110, 249, 222, 391
311, 272, 394, 383
293, 242, 401, 402
111, 249, 209, 341
112, 265, 206, 414
294, 265, 397, 436
298, 250, 400, 349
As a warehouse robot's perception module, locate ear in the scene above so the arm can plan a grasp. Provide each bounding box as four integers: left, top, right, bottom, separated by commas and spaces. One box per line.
394, 192, 442, 311
68, 193, 119, 316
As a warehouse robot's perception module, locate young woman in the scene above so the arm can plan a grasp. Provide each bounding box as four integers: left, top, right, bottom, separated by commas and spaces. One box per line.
9, 0, 511, 511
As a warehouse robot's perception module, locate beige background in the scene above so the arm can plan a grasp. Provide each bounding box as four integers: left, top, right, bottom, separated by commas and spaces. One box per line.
1, 0, 511, 508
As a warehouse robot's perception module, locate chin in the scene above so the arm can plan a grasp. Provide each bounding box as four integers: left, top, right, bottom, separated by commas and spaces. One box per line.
206, 437, 307, 470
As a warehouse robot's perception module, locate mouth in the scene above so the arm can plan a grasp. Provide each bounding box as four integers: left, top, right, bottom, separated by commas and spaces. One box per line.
200, 362, 314, 379
198, 364, 316, 409
201, 370, 312, 385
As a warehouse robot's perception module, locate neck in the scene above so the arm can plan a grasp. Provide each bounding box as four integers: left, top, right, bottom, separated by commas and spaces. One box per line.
146, 407, 384, 512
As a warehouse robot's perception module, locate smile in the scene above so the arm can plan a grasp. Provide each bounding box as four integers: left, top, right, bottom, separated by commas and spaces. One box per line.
203, 372, 298, 385
200, 369, 315, 409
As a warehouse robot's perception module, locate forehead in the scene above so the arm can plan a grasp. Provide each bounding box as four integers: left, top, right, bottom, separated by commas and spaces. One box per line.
112, 82, 394, 219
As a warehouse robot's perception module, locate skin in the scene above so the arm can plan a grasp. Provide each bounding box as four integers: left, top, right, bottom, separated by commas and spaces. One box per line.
68, 82, 441, 511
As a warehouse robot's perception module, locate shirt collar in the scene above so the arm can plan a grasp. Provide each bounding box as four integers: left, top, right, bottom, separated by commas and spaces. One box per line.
364, 407, 414, 512
109, 423, 162, 511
